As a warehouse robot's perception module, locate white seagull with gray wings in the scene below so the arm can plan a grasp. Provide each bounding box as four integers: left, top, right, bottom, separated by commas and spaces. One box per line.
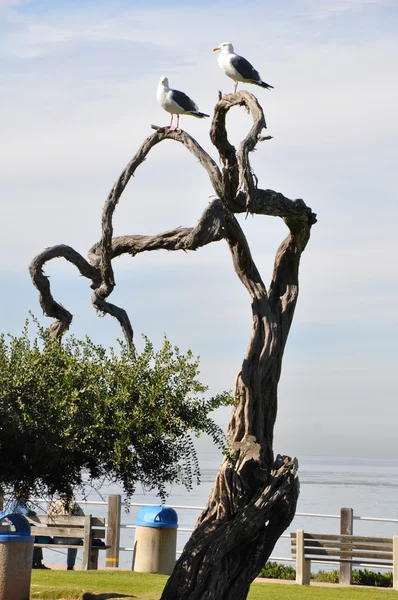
157, 77, 209, 129
213, 42, 274, 93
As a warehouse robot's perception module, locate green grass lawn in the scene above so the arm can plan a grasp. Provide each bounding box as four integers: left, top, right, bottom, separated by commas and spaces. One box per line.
31, 570, 167, 600
30, 571, 398, 600
248, 584, 396, 600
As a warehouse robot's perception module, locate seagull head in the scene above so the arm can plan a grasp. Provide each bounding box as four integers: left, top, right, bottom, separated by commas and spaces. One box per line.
213, 42, 234, 54
159, 76, 169, 89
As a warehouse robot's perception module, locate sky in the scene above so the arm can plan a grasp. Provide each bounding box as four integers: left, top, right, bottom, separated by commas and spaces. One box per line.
1, 0, 397, 462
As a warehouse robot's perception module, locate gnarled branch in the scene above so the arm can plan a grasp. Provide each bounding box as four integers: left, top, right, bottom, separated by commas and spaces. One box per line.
30, 91, 314, 351
88, 198, 226, 265
210, 91, 270, 212
29, 245, 102, 338
99, 128, 223, 301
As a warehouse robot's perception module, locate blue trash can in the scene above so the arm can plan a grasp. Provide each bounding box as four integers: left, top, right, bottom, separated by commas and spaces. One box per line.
133, 506, 178, 575
0, 512, 35, 600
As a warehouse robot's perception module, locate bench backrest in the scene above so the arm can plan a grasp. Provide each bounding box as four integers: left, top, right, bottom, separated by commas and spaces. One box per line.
291, 532, 394, 566
29, 514, 106, 540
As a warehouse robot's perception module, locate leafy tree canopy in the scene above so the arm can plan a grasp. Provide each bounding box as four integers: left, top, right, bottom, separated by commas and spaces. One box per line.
0, 317, 233, 503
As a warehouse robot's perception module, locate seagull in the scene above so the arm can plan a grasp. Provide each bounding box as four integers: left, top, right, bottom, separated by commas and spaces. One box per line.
213, 42, 274, 93
157, 76, 209, 130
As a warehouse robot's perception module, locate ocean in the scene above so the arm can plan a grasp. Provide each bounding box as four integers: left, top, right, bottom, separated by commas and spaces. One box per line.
38, 453, 398, 570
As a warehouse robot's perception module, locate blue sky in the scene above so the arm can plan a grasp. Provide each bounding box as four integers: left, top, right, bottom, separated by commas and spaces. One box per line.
1, 0, 397, 460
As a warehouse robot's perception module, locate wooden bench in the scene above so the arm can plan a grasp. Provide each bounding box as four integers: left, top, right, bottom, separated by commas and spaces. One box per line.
291, 530, 398, 589
29, 514, 107, 570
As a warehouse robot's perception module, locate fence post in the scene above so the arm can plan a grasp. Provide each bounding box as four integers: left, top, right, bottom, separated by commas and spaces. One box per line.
393, 536, 398, 591
106, 494, 121, 568
82, 514, 92, 570
340, 507, 353, 584
296, 529, 310, 585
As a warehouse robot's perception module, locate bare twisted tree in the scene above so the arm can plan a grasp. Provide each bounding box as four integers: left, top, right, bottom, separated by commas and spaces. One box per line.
29, 90, 316, 600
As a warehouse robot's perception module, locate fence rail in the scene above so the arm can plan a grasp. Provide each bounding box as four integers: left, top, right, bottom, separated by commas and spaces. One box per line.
25, 496, 398, 573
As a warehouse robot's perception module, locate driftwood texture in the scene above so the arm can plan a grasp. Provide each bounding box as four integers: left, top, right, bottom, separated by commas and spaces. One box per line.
29, 90, 316, 600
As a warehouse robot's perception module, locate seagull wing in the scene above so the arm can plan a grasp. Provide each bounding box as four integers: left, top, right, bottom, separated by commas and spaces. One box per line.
230, 54, 261, 83
170, 89, 199, 113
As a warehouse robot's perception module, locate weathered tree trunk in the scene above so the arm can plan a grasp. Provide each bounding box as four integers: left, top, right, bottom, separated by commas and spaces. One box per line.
161, 209, 312, 599
29, 90, 316, 600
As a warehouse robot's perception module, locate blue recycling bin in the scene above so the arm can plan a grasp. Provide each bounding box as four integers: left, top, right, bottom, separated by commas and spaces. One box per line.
136, 506, 178, 529
133, 506, 178, 575
0, 512, 35, 600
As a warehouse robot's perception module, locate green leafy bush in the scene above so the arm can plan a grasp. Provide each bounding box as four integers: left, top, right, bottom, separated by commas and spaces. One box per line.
311, 570, 339, 583
310, 568, 393, 587
0, 317, 233, 503
257, 563, 393, 587
258, 562, 296, 580
352, 569, 393, 587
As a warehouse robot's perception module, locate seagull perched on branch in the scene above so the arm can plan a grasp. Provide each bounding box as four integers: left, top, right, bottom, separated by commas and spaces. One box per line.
213, 42, 274, 93
157, 76, 209, 130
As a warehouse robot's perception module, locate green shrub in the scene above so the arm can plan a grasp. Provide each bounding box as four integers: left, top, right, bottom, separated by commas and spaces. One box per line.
0, 317, 233, 502
257, 563, 393, 587
310, 568, 393, 587
258, 562, 296, 580
352, 569, 393, 587
311, 570, 339, 583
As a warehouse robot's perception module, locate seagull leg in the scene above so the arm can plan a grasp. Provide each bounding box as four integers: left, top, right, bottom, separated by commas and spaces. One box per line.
177, 114, 180, 130
168, 114, 177, 131
234, 81, 238, 93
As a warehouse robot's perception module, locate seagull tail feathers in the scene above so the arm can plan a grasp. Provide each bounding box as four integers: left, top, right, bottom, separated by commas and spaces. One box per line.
185, 111, 210, 118
260, 81, 274, 90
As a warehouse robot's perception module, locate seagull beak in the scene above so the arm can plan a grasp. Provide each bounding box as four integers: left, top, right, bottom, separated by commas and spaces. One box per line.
213, 47, 220, 52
